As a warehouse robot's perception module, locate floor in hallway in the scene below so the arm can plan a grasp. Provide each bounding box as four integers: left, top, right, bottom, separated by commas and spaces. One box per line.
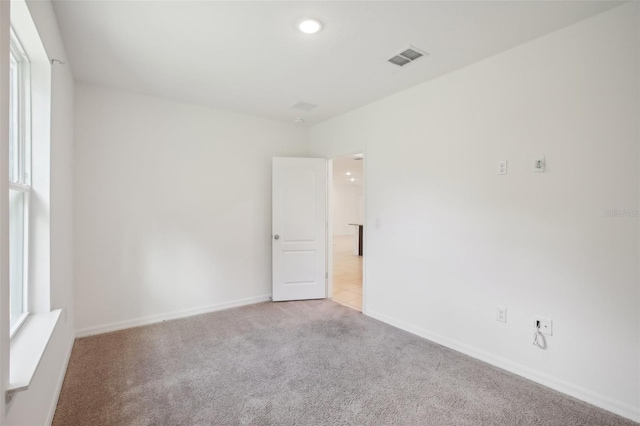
331, 234, 363, 311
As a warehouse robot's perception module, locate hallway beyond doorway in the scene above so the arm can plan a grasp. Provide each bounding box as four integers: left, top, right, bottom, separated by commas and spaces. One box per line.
331, 235, 363, 311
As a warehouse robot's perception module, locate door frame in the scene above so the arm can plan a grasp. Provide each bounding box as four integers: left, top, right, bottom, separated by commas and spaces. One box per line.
326, 151, 366, 314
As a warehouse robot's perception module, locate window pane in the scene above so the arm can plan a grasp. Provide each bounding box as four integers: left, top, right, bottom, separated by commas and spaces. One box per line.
9, 189, 26, 327
9, 52, 19, 183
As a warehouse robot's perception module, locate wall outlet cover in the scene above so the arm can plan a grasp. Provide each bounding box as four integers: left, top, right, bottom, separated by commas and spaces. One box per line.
533, 317, 552, 335
497, 160, 507, 175
496, 307, 507, 322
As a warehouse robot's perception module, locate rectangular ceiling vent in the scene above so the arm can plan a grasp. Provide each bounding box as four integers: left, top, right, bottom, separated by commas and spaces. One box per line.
292, 101, 318, 111
388, 46, 427, 67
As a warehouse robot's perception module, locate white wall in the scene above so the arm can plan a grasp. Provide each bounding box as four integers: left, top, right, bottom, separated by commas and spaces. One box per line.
332, 183, 363, 236
1, 1, 75, 425
74, 83, 308, 334
311, 4, 639, 421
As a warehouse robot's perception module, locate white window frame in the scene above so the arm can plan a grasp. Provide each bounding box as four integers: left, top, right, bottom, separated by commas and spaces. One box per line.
9, 27, 32, 338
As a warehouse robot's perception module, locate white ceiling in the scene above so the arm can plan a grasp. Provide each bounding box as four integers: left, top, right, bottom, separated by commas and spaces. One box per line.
333, 155, 363, 185
52, 1, 621, 126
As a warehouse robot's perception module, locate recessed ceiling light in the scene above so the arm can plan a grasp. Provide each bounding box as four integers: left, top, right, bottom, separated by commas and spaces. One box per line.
346, 172, 351, 176
350, 178, 355, 182
294, 117, 305, 124
298, 19, 322, 34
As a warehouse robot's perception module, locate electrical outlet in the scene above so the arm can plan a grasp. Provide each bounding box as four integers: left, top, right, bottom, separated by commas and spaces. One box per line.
497, 160, 507, 175
533, 156, 546, 172
496, 307, 507, 323
533, 317, 552, 335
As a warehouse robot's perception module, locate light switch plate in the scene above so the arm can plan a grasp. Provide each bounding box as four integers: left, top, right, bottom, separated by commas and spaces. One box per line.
533, 156, 546, 172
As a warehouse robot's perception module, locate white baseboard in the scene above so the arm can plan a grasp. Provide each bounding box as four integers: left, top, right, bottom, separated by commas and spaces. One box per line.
47, 335, 74, 426
366, 309, 640, 423
75, 295, 271, 338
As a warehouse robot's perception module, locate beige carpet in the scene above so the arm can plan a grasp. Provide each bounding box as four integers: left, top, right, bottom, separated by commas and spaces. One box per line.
54, 300, 635, 425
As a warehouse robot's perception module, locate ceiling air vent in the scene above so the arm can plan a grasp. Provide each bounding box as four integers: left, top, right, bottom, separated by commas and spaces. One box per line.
292, 101, 318, 111
388, 55, 411, 67
388, 46, 427, 67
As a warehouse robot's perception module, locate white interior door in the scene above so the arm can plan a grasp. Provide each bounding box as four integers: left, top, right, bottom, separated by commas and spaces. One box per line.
272, 157, 327, 301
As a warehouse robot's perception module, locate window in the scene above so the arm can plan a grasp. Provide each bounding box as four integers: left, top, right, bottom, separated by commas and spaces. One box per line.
9, 28, 31, 337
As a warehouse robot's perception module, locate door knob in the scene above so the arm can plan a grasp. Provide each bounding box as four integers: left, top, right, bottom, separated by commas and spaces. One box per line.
274, 234, 280, 240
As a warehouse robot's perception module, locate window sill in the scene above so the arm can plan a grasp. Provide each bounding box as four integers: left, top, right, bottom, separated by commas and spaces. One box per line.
6, 309, 62, 402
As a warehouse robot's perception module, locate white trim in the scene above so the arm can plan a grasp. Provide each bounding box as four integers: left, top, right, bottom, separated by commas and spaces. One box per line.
366, 309, 640, 423
8, 310, 62, 395
8, 181, 29, 192
361, 146, 367, 314
326, 159, 333, 299
9, 311, 28, 338
75, 295, 272, 338
46, 335, 73, 426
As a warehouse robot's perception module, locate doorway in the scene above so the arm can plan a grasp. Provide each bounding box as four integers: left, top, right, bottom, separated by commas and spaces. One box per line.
329, 154, 364, 311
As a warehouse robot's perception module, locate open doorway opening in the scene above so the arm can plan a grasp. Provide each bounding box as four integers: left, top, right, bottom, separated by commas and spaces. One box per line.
330, 153, 364, 311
